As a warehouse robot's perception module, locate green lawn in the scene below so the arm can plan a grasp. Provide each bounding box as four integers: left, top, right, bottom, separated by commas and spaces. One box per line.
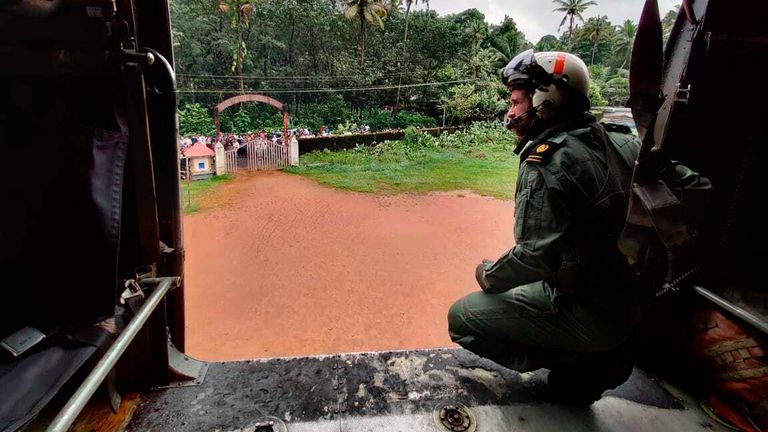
285, 123, 519, 199
180, 174, 233, 214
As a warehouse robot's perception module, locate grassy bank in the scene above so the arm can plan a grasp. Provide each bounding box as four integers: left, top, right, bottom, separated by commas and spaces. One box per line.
180, 174, 234, 214
285, 122, 519, 199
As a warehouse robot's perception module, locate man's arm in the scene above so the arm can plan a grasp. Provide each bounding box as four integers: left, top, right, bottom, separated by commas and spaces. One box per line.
481, 164, 571, 294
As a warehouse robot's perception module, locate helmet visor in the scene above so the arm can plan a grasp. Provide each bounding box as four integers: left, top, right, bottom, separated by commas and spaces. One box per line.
502, 49, 536, 87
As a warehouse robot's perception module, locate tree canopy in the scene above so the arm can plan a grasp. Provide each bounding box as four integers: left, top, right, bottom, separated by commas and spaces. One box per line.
171, 0, 679, 133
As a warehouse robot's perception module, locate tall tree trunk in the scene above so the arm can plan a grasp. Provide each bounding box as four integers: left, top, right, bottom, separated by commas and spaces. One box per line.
309, 27, 319, 75
591, 31, 599, 64
359, 12, 366, 66
404, 1, 412, 42
569, 14, 574, 39
236, 0, 244, 92
288, 14, 296, 67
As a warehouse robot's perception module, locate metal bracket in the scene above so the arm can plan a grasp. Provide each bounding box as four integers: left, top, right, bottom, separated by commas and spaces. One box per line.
152, 340, 208, 389
674, 83, 692, 104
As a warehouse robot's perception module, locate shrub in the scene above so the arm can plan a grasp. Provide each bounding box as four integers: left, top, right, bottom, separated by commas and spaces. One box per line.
394, 111, 437, 129
178, 103, 214, 136
434, 121, 516, 152
360, 108, 394, 131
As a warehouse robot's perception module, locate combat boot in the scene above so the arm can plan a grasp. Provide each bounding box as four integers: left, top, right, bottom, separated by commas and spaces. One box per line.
547, 347, 634, 405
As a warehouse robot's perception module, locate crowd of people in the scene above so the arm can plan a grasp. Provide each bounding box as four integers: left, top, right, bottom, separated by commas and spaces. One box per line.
179, 124, 378, 152
179, 131, 288, 153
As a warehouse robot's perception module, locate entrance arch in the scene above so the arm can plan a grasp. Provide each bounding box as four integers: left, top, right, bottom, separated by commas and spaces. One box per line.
214, 94, 290, 146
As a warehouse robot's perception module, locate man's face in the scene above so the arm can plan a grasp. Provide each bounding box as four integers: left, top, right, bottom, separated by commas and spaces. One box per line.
504, 87, 533, 137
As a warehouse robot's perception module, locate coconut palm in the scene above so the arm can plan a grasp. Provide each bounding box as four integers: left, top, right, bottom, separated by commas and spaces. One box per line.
343, 0, 389, 65
552, 0, 597, 39
489, 32, 527, 73
613, 19, 637, 69
585, 15, 612, 64
218, 0, 257, 91
402, 0, 419, 41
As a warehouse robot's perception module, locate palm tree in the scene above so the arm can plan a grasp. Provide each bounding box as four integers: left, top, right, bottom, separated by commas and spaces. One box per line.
613, 19, 637, 69
468, 19, 487, 79
489, 32, 526, 73
402, 0, 419, 42
552, 0, 597, 39
344, 0, 389, 65
218, 0, 256, 91
585, 15, 612, 64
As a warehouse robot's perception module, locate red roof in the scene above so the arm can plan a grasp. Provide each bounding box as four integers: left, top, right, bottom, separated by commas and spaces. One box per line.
183, 142, 215, 157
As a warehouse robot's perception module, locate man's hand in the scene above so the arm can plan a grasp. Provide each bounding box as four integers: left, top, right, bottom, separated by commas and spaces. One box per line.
475, 259, 494, 291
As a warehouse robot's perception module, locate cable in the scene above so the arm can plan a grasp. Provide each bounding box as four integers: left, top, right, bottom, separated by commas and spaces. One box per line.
175, 79, 472, 94
177, 72, 411, 80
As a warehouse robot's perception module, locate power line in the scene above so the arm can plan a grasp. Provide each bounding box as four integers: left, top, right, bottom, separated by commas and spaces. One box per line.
175, 79, 472, 94
177, 72, 411, 80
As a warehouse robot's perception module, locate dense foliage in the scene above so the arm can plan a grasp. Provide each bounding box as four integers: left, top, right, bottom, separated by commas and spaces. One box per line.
171, 0, 680, 135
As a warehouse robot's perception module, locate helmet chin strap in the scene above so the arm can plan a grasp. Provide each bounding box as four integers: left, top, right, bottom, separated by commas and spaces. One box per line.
504, 100, 553, 129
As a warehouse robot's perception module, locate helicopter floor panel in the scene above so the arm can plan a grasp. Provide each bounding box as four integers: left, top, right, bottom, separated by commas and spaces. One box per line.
125, 348, 726, 432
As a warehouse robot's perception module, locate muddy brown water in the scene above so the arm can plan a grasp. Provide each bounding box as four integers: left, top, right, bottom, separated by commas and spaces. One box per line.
184, 171, 515, 361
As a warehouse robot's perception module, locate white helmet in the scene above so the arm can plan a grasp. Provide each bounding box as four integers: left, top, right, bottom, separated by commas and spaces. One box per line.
502, 49, 591, 119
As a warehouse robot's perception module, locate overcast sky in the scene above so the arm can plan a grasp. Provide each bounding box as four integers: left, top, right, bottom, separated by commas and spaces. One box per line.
417, 0, 679, 43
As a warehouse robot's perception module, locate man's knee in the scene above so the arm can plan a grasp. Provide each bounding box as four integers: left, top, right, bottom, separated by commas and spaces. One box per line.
447, 298, 467, 342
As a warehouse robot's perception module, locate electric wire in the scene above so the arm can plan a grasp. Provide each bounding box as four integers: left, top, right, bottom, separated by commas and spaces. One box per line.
175, 79, 472, 94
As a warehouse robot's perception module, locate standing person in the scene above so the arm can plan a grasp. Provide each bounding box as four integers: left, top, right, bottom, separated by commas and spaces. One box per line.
447, 50, 651, 404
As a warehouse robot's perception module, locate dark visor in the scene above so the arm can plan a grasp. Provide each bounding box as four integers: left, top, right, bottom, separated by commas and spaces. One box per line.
502, 49, 536, 87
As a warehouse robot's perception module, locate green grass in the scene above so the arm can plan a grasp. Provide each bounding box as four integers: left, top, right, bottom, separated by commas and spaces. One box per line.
285, 123, 519, 199
180, 174, 233, 214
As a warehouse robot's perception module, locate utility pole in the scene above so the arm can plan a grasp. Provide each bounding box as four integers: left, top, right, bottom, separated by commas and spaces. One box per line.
442, 105, 446, 127
186, 158, 191, 208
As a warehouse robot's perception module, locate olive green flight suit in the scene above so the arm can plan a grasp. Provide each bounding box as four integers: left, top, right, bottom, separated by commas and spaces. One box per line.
448, 115, 653, 372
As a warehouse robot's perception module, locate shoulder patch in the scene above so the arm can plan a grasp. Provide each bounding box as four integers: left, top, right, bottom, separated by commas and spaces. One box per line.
525, 141, 560, 164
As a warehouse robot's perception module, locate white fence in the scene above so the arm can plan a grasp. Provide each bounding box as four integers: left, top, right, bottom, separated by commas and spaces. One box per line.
246, 140, 288, 171
181, 138, 294, 180
225, 149, 238, 172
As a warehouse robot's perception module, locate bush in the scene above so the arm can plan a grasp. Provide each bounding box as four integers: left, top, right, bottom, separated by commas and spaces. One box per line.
394, 110, 437, 129
434, 121, 516, 153
178, 103, 214, 136
602, 77, 630, 106
444, 84, 481, 123
294, 95, 353, 130
369, 128, 435, 160
365, 122, 513, 161
360, 108, 395, 131
334, 120, 359, 134
589, 81, 608, 107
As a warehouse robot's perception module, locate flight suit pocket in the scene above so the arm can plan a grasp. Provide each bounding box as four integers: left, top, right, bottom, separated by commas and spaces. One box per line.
514, 170, 538, 240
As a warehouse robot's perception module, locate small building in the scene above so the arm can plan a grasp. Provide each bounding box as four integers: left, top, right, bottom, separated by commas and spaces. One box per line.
182, 142, 215, 180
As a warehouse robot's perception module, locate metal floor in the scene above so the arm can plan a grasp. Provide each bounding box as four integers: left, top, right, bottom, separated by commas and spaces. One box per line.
126, 348, 726, 432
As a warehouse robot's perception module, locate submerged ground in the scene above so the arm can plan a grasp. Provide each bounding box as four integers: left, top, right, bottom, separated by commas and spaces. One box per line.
183, 171, 515, 360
